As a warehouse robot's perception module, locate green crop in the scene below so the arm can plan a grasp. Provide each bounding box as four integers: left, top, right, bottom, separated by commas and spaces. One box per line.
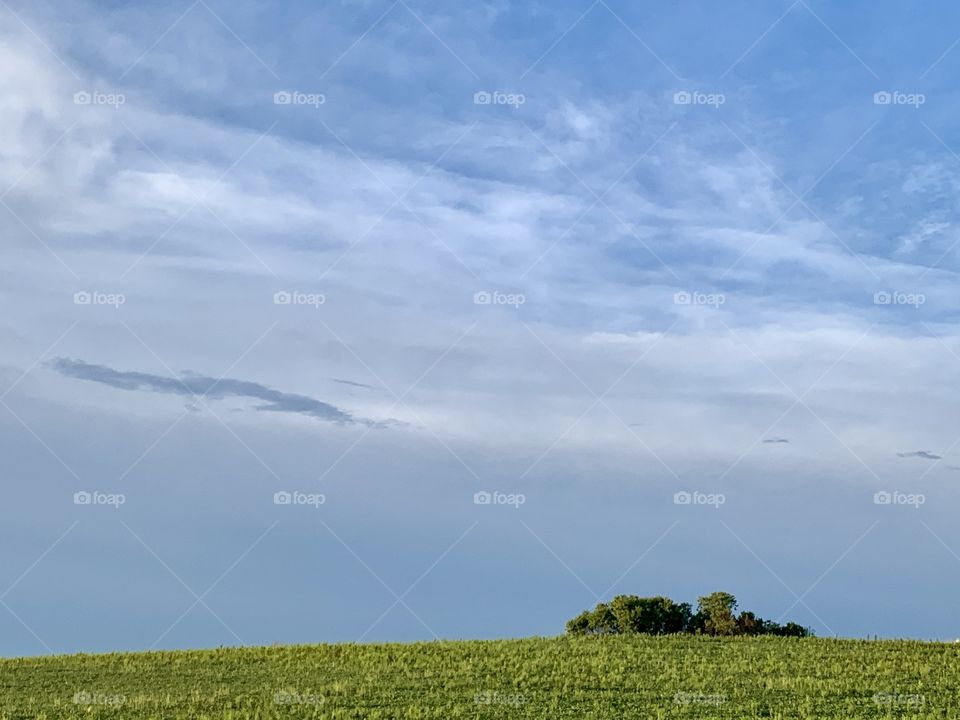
0, 635, 955, 719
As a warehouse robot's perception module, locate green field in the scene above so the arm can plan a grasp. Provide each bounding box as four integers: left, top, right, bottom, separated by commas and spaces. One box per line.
0, 636, 954, 719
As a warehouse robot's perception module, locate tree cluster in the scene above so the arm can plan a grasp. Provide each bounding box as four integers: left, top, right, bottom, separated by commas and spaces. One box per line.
565, 591, 811, 638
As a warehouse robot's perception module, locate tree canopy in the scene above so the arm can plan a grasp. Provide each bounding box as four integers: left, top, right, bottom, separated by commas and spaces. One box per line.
566, 591, 811, 638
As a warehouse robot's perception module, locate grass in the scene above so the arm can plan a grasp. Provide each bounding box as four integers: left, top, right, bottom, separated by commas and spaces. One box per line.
0, 635, 956, 718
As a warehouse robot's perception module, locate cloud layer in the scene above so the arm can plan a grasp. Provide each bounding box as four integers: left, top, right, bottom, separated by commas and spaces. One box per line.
3, 0, 960, 656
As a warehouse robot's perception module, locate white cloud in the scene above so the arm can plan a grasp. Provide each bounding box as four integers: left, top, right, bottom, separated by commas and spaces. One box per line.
3, 2, 960, 493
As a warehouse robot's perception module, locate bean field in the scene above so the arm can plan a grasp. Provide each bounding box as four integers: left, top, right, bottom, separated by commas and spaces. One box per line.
0, 635, 955, 719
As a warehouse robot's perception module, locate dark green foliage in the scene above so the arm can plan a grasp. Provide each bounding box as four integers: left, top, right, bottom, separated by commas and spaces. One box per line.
736, 610, 761, 635
610, 595, 692, 635
698, 591, 738, 636
565, 610, 593, 636
566, 596, 693, 636
566, 591, 811, 638
772, 621, 811, 638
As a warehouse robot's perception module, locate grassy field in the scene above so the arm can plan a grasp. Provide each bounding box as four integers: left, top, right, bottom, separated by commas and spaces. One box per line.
0, 635, 954, 719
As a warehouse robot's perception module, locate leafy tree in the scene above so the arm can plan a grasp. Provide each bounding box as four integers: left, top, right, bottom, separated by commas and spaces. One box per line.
772, 622, 810, 638
697, 591, 738, 636
667, 602, 694, 634
565, 591, 811, 638
736, 611, 760, 635
608, 595, 643, 633
609, 595, 693, 635
566, 597, 689, 636
589, 602, 619, 634
565, 611, 593, 636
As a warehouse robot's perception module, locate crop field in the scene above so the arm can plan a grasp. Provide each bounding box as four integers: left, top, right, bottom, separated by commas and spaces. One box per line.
0, 635, 954, 719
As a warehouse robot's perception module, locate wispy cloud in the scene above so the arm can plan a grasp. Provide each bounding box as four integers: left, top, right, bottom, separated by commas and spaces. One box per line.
332, 378, 377, 389
896, 450, 942, 461
49, 358, 384, 427
5, 0, 960, 655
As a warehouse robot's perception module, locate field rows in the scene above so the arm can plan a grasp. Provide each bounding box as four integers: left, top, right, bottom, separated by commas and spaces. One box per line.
0, 636, 955, 718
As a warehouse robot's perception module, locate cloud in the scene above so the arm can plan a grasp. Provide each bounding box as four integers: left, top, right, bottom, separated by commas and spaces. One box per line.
49, 358, 382, 427
332, 378, 376, 389
6, 0, 960, 656
896, 450, 942, 461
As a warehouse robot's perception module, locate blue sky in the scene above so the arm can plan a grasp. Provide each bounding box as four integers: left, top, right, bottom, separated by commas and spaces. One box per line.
3, 0, 960, 655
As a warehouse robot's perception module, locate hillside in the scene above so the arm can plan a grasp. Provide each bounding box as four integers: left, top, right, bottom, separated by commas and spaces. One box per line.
0, 635, 954, 718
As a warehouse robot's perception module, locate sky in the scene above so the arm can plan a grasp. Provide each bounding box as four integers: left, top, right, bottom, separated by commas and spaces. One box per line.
3, 0, 960, 656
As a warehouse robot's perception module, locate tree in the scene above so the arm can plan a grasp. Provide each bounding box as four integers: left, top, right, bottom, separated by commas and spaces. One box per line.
566, 596, 692, 635
565, 591, 811, 638
609, 595, 644, 633
565, 610, 593, 636
736, 611, 760, 635
772, 622, 810, 638
609, 595, 692, 635
697, 591, 738, 636
589, 602, 619, 634
666, 601, 694, 634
